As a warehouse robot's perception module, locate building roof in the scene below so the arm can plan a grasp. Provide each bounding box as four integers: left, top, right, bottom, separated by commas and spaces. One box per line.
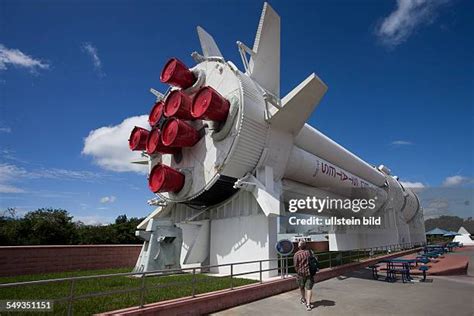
425, 228, 450, 235
443, 231, 460, 237
457, 226, 470, 235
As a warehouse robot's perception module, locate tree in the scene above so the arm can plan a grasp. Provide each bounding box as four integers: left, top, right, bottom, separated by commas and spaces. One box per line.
0, 208, 21, 245
74, 214, 144, 244
111, 214, 143, 244
76, 224, 117, 244
425, 215, 473, 233
463, 217, 474, 234
0, 208, 145, 245
19, 208, 77, 245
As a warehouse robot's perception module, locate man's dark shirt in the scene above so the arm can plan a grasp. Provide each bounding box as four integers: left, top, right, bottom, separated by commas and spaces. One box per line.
293, 249, 310, 277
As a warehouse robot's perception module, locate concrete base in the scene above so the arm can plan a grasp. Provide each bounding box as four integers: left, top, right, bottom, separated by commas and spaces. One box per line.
158, 191, 280, 280
328, 208, 426, 251
136, 190, 426, 277
209, 214, 278, 279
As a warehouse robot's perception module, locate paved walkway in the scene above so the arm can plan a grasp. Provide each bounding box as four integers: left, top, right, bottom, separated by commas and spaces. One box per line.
213, 248, 474, 316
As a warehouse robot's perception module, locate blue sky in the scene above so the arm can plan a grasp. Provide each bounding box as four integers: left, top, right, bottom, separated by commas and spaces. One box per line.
1, 0, 473, 223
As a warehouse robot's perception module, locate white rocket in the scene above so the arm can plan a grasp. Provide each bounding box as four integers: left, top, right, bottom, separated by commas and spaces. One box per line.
129, 3, 426, 273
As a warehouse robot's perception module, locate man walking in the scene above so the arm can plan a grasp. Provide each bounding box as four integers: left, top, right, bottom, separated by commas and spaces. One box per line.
293, 240, 316, 311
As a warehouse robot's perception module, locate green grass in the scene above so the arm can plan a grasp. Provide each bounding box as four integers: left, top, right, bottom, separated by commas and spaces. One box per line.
0, 268, 256, 315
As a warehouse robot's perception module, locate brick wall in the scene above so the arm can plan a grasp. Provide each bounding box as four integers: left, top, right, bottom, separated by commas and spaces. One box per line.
291, 241, 329, 253
307, 241, 329, 252
0, 245, 142, 277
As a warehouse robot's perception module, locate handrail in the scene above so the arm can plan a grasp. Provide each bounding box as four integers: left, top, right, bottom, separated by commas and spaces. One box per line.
0, 241, 424, 315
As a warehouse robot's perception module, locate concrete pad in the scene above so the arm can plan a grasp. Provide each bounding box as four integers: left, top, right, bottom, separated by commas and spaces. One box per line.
214, 272, 473, 316
401, 250, 470, 275
213, 249, 474, 316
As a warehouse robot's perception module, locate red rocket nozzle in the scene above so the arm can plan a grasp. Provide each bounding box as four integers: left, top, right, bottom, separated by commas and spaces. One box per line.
164, 90, 194, 120
161, 118, 200, 147
192, 86, 230, 121
148, 101, 164, 127
129, 126, 149, 151
160, 58, 196, 89
146, 128, 179, 155
148, 163, 185, 193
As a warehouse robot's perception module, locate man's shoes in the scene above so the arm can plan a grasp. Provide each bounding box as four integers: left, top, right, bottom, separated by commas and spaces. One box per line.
300, 298, 306, 305
306, 303, 312, 311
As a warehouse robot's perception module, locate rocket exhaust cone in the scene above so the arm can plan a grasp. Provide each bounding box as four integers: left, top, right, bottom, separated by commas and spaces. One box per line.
164, 90, 194, 120
146, 128, 179, 155
160, 58, 196, 89
148, 164, 185, 193
192, 86, 230, 121
128, 126, 149, 151
161, 118, 200, 147
148, 101, 164, 127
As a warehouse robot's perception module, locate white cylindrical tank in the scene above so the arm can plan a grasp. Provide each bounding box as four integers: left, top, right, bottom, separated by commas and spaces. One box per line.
284, 146, 388, 211
402, 189, 420, 222
295, 125, 386, 187
284, 146, 376, 196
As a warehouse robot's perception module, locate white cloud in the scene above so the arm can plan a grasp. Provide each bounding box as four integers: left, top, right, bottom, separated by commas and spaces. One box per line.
400, 180, 426, 193
0, 184, 25, 193
74, 215, 113, 225
423, 198, 450, 219
0, 44, 50, 72
0, 127, 11, 133
81, 42, 104, 76
82, 115, 149, 174
0, 163, 26, 178
28, 168, 101, 180
0, 149, 29, 164
400, 181, 425, 189
442, 175, 472, 187
0, 164, 27, 193
376, 0, 450, 47
100, 195, 116, 204
0, 163, 102, 194
391, 140, 413, 146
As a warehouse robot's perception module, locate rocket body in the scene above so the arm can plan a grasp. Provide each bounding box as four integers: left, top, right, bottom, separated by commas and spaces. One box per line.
131, 3, 425, 275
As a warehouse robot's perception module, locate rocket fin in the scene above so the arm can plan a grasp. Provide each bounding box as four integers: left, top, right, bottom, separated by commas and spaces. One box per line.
178, 220, 209, 264
197, 26, 223, 58
248, 2, 280, 98
234, 173, 281, 217
131, 160, 148, 165
253, 185, 281, 217
269, 73, 327, 135
137, 204, 172, 230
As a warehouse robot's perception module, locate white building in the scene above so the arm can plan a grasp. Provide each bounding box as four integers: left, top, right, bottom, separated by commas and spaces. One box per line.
453, 226, 474, 246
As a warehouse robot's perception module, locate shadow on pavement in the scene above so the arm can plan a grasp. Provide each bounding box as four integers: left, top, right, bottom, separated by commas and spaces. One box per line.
311, 299, 335, 308
335, 268, 375, 281
334, 267, 435, 283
